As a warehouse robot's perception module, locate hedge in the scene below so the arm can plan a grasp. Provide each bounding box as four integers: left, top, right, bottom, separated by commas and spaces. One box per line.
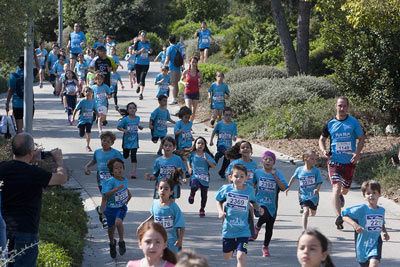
224, 65, 287, 85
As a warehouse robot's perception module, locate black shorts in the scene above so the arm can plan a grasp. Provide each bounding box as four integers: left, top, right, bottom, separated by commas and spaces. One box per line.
40, 65, 45, 70
78, 123, 92, 137
13, 107, 23, 120
70, 53, 79, 59
49, 74, 56, 82
150, 129, 165, 143
123, 148, 138, 163
199, 47, 209, 52
300, 200, 318, 211
184, 93, 200, 100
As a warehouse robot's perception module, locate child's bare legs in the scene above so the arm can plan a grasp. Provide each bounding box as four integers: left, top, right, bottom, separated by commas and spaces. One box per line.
217, 110, 223, 121
86, 132, 91, 148
63, 95, 67, 109
39, 68, 44, 86
369, 259, 379, 267
98, 114, 106, 133
237, 251, 246, 267
204, 48, 209, 63
223, 251, 233, 260
107, 226, 116, 243
100, 195, 107, 221
200, 50, 205, 63
129, 71, 135, 88
212, 109, 218, 121
302, 207, 310, 230
131, 162, 137, 174
115, 218, 124, 241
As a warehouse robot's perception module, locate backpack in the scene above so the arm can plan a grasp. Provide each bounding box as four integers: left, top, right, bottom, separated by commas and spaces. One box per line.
174, 45, 183, 67
11, 72, 24, 99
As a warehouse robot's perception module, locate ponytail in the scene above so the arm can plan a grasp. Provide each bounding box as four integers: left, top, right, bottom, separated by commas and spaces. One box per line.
323, 255, 335, 267
162, 247, 177, 264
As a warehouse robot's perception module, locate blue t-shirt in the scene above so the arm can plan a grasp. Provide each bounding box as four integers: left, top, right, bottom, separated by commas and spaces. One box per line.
75, 62, 89, 80
102, 177, 129, 208
84, 55, 93, 65
69, 31, 87, 54
253, 169, 288, 217
153, 154, 187, 199
208, 82, 230, 110
92, 84, 112, 108
226, 159, 258, 186
215, 184, 256, 238
150, 107, 172, 137
8, 69, 24, 108
155, 73, 170, 97
110, 72, 121, 92
188, 152, 216, 187
125, 54, 136, 69
93, 42, 105, 49
150, 200, 185, 253
342, 204, 386, 263
111, 55, 120, 65
198, 29, 212, 49
213, 121, 237, 148
156, 51, 166, 67
52, 61, 64, 78
46, 52, 59, 74
322, 115, 364, 164
93, 148, 124, 185
117, 116, 140, 149
75, 98, 96, 125
106, 41, 116, 56
166, 44, 180, 72
135, 41, 151, 65
174, 120, 193, 149
36, 48, 48, 66
292, 166, 323, 206
177, 42, 185, 57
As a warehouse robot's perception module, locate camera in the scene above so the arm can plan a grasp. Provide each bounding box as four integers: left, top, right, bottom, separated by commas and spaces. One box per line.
40, 151, 52, 160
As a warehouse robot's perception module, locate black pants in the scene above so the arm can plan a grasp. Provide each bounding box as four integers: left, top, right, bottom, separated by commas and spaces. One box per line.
190, 179, 208, 211
123, 148, 137, 163
112, 85, 118, 106
215, 148, 230, 176
135, 64, 149, 86
66, 95, 77, 116
256, 206, 276, 247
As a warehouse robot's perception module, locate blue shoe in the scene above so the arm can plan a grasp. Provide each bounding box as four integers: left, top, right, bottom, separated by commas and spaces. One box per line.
188, 195, 194, 204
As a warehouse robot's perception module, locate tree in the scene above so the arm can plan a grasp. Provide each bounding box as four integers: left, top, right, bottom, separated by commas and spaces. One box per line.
183, 0, 228, 23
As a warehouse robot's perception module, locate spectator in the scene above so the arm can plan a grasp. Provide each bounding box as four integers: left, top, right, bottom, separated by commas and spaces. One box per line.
0, 133, 67, 266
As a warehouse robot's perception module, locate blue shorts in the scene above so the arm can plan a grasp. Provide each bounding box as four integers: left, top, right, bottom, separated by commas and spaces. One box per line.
300, 200, 318, 211
184, 93, 200, 100
104, 205, 127, 228
223, 237, 248, 254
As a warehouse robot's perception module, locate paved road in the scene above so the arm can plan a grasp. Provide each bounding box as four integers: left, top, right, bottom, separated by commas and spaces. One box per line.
2, 61, 399, 266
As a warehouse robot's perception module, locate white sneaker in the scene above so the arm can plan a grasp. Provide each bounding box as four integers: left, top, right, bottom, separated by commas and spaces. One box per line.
168, 99, 178, 105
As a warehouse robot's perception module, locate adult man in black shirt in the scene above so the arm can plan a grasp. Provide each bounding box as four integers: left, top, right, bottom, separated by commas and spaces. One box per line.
89, 45, 116, 87
0, 133, 67, 266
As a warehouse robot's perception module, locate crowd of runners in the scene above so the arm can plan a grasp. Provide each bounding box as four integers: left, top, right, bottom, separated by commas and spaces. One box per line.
2, 21, 392, 267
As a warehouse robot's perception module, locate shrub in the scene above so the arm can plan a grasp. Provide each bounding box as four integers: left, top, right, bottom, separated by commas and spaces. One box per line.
0, 62, 16, 93
238, 46, 283, 67
308, 45, 334, 77
207, 51, 239, 69
0, 139, 12, 162
225, 65, 287, 85
37, 242, 73, 267
185, 36, 223, 59
198, 63, 230, 83
147, 32, 163, 56
168, 19, 222, 40
116, 41, 131, 59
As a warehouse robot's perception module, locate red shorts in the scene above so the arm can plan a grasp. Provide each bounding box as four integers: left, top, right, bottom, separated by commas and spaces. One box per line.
327, 161, 356, 189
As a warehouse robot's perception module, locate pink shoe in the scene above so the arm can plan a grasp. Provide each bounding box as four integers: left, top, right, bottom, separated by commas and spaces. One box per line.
262, 246, 270, 257
253, 225, 261, 240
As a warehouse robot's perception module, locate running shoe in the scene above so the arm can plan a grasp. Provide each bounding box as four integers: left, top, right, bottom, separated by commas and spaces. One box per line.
114, 105, 119, 111
335, 215, 344, 230
300, 207, 304, 214
109, 239, 116, 258
340, 194, 345, 208
86, 146, 92, 152
253, 225, 261, 240
118, 240, 126, 256
131, 172, 136, 179
188, 195, 194, 204
210, 119, 215, 126
168, 99, 178, 105
102, 217, 108, 229
199, 210, 205, 218
218, 171, 225, 179
139, 94, 143, 100
136, 87, 140, 94
39, 83, 43, 88
262, 246, 270, 257
64, 108, 68, 113
102, 120, 108, 126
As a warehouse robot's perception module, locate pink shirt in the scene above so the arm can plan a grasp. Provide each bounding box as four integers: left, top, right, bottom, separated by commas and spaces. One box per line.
126, 259, 175, 267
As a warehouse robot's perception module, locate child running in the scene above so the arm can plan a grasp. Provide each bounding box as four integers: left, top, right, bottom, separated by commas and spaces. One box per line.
110, 46, 124, 70
208, 72, 230, 126
125, 46, 136, 88
117, 102, 143, 179
342, 180, 390, 267
128, 222, 177, 266
297, 229, 335, 267
92, 74, 112, 133
63, 70, 79, 125
155, 66, 170, 98
150, 95, 176, 155
102, 158, 132, 259
215, 164, 264, 267
210, 107, 237, 179
75, 53, 89, 92
226, 141, 258, 185
187, 137, 216, 217
145, 136, 186, 199
174, 106, 193, 152
252, 150, 288, 257
84, 131, 124, 228
110, 69, 125, 110
138, 177, 186, 253
286, 150, 323, 230
154, 44, 167, 68
72, 87, 97, 152
36, 40, 48, 88
177, 36, 186, 71
46, 43, 59, 90
52, 54, 66, 96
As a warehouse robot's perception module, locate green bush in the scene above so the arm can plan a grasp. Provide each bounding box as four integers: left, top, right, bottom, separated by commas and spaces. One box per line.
0, 139, 12, 162
116, 41, 131, 59
37, 242, 73, 267
224, 65, 287, 85
238, 46, 283, 66
168, 19, 222, 40
0, 63, 16, 93
308, 45, 334, 77
237, 98, 336, 139
147, 32, 163, 56
207, 51, 239, 69
185, 36, 223, 59
198, 63, 231, 83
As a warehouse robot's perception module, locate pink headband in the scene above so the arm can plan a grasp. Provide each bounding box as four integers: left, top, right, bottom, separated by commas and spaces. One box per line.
262, 151, 276, 163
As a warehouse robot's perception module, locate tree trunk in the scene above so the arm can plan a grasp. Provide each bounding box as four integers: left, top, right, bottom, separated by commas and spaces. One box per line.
270, 0, 300, 76
296, 1, 312, 74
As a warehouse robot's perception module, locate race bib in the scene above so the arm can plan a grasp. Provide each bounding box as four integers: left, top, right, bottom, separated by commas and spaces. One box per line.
247, 170, 254, 180
97, 105, 107, 114
202, 37, 209, 44
259, 178, 275, 192
96, 92, 107, 101
66, 84, 76, 93
299, 175, 316, 188
195, 173, 209, 182
154, 216, 174, 230
219, 132, 231, 141
226, 192, 249, 212
213, 95, 224, 103
157, 118, 167, 129
83, 110, 92, 118
141, 52, 148, 59
111, 78, 118, 86
99, 171, 111, 182
127, 124, 138, 133
129, 58, 135, 64
115, 188, 129, 205
365, 214, 383, 232
159, 165, 175, 179
182, 130, 192, 141
336, 141, 352, 153
160, 84, 169, 91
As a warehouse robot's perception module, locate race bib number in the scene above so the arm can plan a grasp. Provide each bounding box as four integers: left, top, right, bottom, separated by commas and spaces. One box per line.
365, 214, 383, 232
83, 110, 92, 118
154, 216, 174, 230
213, 95, 224, 103
247, 170, 254, 180
97, 105, 107, 115
129, 58, 135, 64
259, 178, 275, 192
96, 92, 107, 101
141, 52, 148, 59
182, 130, 192, 141
99, 171, 111, 182
111, 78, 118, 86
127, 124, 138, 133
219, 132, 231, 141
66, 84, 76, 93
115, 188, 129, 205
202, 37, 209, 44
195, 173, 209, 182
160, 84, 169, 91
299, 175, 316, 188
226, 192, 249, 212
157, 118, 167, 129
159, 165, 175, 179
336, 141, 352, 153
